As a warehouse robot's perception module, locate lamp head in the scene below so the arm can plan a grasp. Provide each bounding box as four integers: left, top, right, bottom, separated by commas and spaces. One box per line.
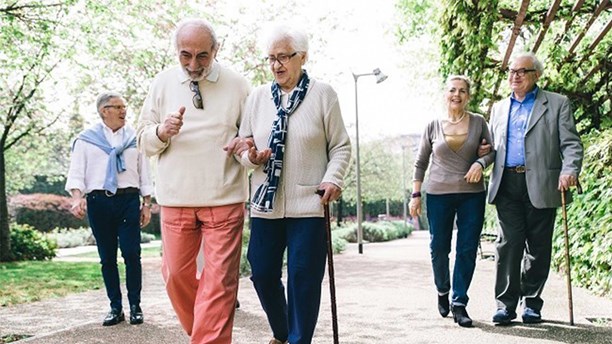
373, 68, 388, 84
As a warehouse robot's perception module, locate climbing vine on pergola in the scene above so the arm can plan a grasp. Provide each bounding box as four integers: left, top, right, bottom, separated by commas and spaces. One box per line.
438, 0, 610, 134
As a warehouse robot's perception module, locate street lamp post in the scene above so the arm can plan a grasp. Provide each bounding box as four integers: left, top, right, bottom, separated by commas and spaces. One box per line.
352, 68, 387, 254
401, 144, 408, 228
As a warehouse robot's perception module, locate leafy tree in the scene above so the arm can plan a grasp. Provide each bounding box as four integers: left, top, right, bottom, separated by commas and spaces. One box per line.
0, 0, 76, 261
342, 137, 411, 218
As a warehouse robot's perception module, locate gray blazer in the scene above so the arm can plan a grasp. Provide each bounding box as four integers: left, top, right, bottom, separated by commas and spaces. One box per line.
487, 89, 583, 208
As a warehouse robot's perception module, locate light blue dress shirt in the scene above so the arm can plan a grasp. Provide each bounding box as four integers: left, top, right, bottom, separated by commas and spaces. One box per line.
505, 86, 538, 167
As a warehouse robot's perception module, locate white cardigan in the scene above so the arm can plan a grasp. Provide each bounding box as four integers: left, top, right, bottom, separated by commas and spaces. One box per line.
239, 78, 352, 219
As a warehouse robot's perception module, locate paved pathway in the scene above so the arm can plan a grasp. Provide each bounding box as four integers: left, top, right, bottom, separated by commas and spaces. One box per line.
1, 231, 611, 343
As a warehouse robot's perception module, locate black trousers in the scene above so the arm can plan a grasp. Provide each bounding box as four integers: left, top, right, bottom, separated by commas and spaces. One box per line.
494, 171, 556, 312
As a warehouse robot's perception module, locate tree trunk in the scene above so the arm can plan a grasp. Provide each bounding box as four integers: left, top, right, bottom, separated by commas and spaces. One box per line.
0, 150, 12, 261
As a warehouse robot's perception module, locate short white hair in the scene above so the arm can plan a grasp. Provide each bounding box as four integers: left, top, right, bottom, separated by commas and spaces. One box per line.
173, 18, 218, 52
261, 23, 309, 59
511, 52, 544, 74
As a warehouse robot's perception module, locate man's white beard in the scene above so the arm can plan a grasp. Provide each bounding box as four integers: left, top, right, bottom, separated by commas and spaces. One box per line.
184, 65, 211, 82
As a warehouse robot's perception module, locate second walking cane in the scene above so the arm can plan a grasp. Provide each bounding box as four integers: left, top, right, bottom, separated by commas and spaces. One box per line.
560, 189, 574, 326
561, 181, 582, 326
317, 190, 339, 344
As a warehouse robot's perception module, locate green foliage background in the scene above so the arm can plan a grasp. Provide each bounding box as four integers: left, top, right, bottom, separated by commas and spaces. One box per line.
551, 129, 612, 296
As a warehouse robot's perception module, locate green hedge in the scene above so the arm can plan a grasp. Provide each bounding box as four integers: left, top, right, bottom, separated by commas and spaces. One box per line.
335, 221, 413, 243
551, 129, 612, 297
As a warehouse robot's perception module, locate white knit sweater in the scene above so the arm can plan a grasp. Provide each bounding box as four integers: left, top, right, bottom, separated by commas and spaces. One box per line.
239, 78, 352, 219
137, 63, 251, 207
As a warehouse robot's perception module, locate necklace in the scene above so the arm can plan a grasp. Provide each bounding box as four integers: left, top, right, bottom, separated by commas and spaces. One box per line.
446, 112, 466, 125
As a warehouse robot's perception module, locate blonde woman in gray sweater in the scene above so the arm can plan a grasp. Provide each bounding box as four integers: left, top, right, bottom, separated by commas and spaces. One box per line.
409, 75, 495, 327
237, 24, 351, 344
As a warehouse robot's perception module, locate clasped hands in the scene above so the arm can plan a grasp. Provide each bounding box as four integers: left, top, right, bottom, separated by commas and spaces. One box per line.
223, 138, 340, 204
223, 137, 272, 164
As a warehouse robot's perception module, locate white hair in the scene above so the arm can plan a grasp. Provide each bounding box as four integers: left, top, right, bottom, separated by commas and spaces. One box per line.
512, 52, 544, 74
96, 92, 123, 117
261, 23, 309, 60
173, 18, 218, 52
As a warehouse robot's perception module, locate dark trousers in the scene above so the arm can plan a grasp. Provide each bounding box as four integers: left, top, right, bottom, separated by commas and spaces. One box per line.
248, 217, 327, 344
426, 192, 485, 306
87, 192, 142, 311
494, 171, 556, 312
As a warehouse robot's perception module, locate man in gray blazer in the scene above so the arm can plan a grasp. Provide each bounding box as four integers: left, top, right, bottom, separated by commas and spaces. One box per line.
487, 52, 583, 325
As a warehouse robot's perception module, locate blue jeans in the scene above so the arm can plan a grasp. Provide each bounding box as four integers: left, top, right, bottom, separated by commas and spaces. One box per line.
426, 192, 485, 306
87, 192, 142, 311
248, 217, 327, 344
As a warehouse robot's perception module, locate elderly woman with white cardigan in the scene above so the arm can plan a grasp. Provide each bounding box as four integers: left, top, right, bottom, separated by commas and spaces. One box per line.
237, 24, 351, 344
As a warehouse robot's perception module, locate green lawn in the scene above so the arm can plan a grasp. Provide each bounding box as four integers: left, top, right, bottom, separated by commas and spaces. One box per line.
0, 246, 162, 307
0, 260, 109, 306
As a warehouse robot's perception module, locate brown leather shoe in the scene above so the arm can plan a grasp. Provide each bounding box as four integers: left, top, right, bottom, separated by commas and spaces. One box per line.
269, 339, 288, 344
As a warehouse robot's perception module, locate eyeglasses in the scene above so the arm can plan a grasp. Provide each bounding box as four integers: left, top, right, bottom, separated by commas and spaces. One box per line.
265, 52, 298, 66
508, 68, 536, 77
104, 105, 127, 110
190, 81, 203, 109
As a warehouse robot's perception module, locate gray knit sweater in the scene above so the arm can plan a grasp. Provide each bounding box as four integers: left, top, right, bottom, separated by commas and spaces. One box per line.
412, 112, 495, 194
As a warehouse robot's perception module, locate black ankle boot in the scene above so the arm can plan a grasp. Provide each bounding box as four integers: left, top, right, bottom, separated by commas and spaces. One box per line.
452, 305, 473, 327
438, 294, 450, 317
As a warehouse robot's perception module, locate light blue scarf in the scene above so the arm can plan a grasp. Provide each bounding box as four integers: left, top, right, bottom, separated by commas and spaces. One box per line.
73, 123, 136, 195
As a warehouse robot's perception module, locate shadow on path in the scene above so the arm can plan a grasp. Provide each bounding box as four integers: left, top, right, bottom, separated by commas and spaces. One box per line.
477, 320, 612, 344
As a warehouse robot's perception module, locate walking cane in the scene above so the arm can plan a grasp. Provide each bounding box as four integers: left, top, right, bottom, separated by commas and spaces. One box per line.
316, 190, 340, 344
561, 181, 582, 326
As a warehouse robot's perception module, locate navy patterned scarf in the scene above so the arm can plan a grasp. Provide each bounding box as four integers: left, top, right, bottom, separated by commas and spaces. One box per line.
251, 70, 310, 212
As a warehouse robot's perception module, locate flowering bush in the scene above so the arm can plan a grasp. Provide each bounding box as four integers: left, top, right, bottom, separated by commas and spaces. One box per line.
9, 193, 88, 232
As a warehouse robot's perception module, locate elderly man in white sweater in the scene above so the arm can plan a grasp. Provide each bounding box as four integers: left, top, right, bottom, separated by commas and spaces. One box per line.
238, 24, 351, 344
137, 18, 250, 344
